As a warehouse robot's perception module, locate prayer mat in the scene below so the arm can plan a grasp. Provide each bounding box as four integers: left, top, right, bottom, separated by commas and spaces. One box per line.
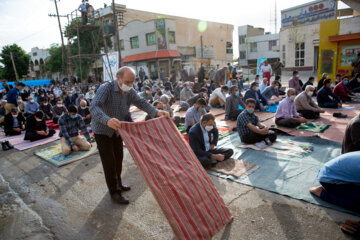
239, 104, 278, 113
295, 122, 330, 133
34, 143, 98, 167
46, 120, 59, 130
207, 159, 258, 178
118, 117, 233, 239
0, 130, 60, 151
236, 139, 314, 157
322, 106, 357, 111
212, 133, 358, 215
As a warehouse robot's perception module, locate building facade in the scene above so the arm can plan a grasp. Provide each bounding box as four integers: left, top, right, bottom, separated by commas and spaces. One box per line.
28, 47, 50, 79
238, 25, 280, 70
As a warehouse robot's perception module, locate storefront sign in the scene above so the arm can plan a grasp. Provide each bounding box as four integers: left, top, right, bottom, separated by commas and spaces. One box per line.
281, 0, 336, 29
155, 18, 167, 50
340, 45, 360, 67
321, 50, 334, 74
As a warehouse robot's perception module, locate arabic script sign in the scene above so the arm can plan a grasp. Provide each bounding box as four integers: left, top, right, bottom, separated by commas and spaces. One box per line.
281, 0, 336, 29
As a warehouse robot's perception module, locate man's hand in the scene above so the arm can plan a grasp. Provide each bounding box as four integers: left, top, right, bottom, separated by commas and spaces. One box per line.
14, 128, 21, 132
210, 144, 215, 150
260, 104, 265, 111
107, 118, 122, 130
72, 145, 79, 152
338, 103, 343, 108
260, 127, 269, 135
294, 117, 307, 123
318, 109, 325, 113
36, 130, 46, 135
211, 154, 225, 161
156, 111, 170, 118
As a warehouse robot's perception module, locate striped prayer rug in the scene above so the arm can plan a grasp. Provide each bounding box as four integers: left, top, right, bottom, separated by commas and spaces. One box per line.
118, 117, 233, 240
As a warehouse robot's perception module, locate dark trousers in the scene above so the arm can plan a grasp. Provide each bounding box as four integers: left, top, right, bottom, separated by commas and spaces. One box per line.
81, 12, 88, 25
53, 117, 59, 124
26, 129, 56, 142
229, 110, 242, 121
298, 110, 320, 119
319, 101, 338, 109
5, 129, 22, 136
198, 148, 233, 167
275, 118, 300, 128
351, 87, 360, 93
95, 133, 123, 195
320, 182, 360, 212
241, 131, 277, 144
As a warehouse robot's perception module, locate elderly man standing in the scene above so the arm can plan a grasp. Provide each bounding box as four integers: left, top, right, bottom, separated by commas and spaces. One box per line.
295, 85, 325, 119
275, 88, 307, 128
90, 67, 169, 204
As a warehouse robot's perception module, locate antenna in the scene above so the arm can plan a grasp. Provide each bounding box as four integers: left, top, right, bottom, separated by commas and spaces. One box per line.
275, 0, 277, 34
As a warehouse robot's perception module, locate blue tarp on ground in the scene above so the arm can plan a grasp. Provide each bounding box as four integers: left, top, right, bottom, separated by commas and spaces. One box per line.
0, 79, 51, 89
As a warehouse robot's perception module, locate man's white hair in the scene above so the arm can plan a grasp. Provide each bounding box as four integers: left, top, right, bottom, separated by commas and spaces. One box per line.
286, 88, 295, 96
305, 85, 314, 91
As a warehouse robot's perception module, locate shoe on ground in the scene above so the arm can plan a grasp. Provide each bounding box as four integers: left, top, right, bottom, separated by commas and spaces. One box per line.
2, 142, 9, 151
255, 141, 267, 149
111, 192, 129, 204
119, 185, 131, 192
5, 141, 14, 149
264, 138, 273, 146
333, 112, 347, 118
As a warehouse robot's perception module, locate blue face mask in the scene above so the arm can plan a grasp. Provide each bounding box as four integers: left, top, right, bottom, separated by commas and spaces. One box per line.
81, 106, 86, 110
343, 81, 348, 85
69, 94, 73, 97
70, 115, 77, 119
235, 92, 240, 96
187, 86, 191, 90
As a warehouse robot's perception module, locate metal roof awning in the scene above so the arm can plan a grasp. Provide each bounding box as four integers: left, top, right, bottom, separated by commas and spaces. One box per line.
329, 33, 360, 42
123, 50, 181, 63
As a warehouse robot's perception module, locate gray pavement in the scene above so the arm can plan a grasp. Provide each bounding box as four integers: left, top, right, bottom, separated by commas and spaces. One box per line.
0, 140, 359, 240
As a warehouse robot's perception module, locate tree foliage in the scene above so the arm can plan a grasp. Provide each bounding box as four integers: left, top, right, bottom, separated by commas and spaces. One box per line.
0, 44, 30, 81
44, 43, 65, 74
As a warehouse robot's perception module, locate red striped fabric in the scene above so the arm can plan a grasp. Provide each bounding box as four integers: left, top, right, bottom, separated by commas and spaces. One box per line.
118, 117, 233, 240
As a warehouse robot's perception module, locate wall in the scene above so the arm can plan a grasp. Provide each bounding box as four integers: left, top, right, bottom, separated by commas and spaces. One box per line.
339, 16, 360, 35
246, 34, 280, 60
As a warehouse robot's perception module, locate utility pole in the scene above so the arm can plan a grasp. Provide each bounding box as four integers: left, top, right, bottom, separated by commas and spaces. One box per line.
200, 35, 203, 59
112, 0, 122, 65
53, 0, 67, 75
10, 52, 19, 81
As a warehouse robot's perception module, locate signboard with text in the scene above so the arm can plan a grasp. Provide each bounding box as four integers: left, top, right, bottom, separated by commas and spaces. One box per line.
102, 51, 119, 82
340, 45, 360, 67
321, 50, 334, 74
281, 0, 336, 29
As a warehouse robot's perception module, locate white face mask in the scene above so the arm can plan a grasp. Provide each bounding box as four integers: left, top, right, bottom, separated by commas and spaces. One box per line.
30, 100, 34, 103
120, 84, 132, 92
205, 125, 213, 132
290, 95, 296, 101
307, 91, 314, 97
57, 104, 63, 107
255, 80, 259, 83
246, 107, 254, 114
12, 114, 18, 118
254, 87, 259, 91
36, 118, 42, 122
43, 103, 48, 106
296, 75, 300, 78
330, 84, 335, 88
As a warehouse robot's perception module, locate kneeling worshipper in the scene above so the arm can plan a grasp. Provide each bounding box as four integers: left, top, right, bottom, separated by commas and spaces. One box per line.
237, 98, 277, 148
342, 114, 360, 154
261, 80, 281, 103
24, 111, 56, 142
78, 100, 91, 125
225, 85, 245, 121
244, 82, 268, 111
309, 151, 360, 213
317, 79, 342, 109
295, 85, 325, 119
4, 108, 25, 136
58, 105, 92, 156
209, 85, 228, 107
185, 98, 207, 132
189, 113, 233, 167
52, 98, 68, 124
333, 76, 358, 102
275, 88, 307, 128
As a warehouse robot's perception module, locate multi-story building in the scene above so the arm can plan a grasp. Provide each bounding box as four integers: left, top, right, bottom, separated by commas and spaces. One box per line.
98, 6, 234, 79
238, 25, 280, 70
28, 47, 50, 79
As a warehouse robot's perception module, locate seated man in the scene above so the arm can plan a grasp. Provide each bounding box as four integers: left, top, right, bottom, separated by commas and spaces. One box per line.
295, 85, 325, 119
4, 108, 25, 136
163, 86, 175, 104
138, 86, 153, 103
309, 151, 360, 212
58, 105, 92, 156
0, 100, 6, 126
244, 82, 268, 111
261, 80, 281, 103
24, 111, 56, 141
179, 82, 195, 110
185, 98, 207, 132
145, 101, 164, 121
348, 73, 360, 93
187, 87, 208, 107
225, 86, 245, 121
78, 100, 91, 125
52, 98, 68, 124
342, 114, 360, 154
153, 87, 163, 101
209, 85, 228, 107
275, 88, 307, 128
302, 76, 315, 91
25, 96, 39, 117
333, 76, 358, 102
237, 98, 277, 146
317, 79, 342, 108
39, 98, 53, 120
259, 78, 268, 92
189, 113, 233, 167
159, 95, 174, 118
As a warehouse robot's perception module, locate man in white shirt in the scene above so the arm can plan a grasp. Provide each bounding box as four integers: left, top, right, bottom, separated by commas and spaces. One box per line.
260, 60, 272, 86
209, 86, 228, 107
259, 78, 268, 92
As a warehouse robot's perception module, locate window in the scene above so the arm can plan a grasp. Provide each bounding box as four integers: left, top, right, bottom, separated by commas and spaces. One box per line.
250, 42, 257, 52
168, 31, 176, 43
240, 51, 246, 59
239, 35, 246, 44
120, 39, 124, 50
226, 49, 233, 54
268, 40, 277, 51
130, 36, 139, 49
282, 45, 286, 66
146, 32, 156, 46
295, 42, 305, 67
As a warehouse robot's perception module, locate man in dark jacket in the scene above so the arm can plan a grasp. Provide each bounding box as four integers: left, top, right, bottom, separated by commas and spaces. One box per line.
188, 113, 233, 167
317, 79, 342, 108
342, 114, 360, 154
39, 98, 53, 120
243, 82, 268, 111
24, 111, 56, 141
348, 73, 360, 93
4, 108, 25, 136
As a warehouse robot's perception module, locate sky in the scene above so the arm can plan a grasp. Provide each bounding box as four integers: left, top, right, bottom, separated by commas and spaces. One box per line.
0, 0, 348, 58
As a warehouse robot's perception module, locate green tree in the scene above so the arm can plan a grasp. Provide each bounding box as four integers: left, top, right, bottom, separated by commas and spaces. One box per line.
44, 43, 65, 74
0, 44, 30, 81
